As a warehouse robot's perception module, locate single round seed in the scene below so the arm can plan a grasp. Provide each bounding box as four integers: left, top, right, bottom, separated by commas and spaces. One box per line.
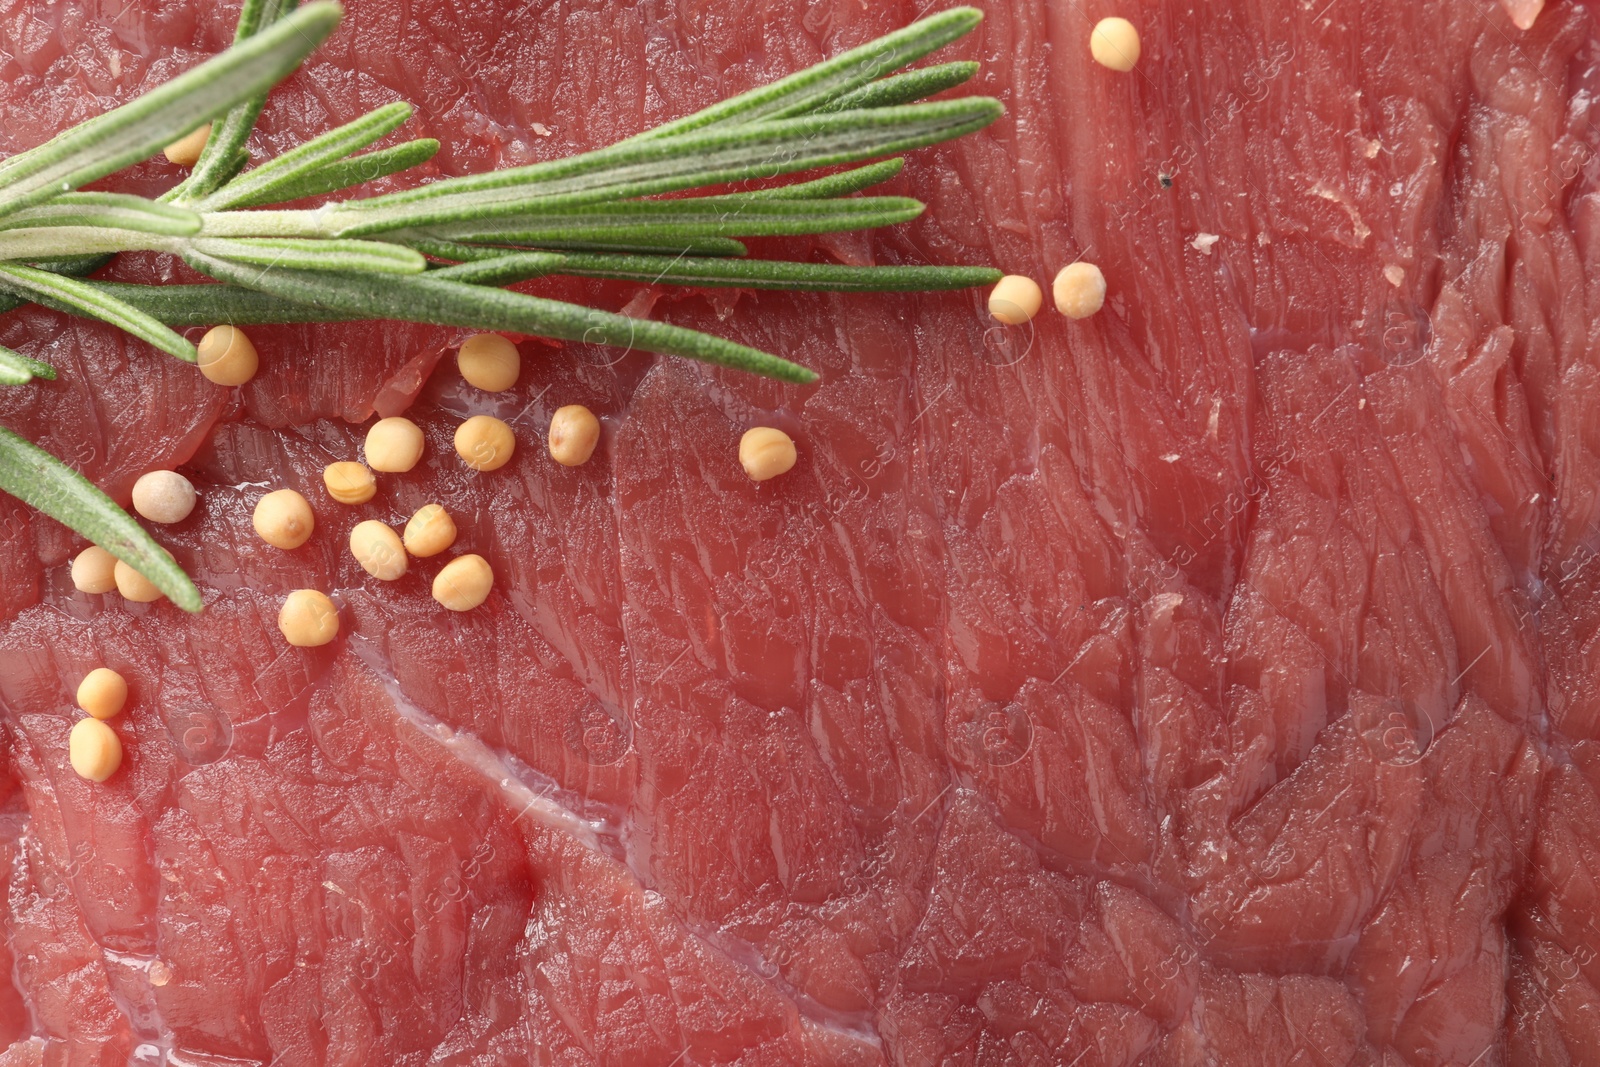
163, 123, 212, 167
457, 333, 521, 392
350, 520, 408, 581
323, 462, 376, 505
252, 489, 314, 550
364, 417, 425, 473
403, 504, 456, 558
278, 589, 340, 647
70, 546, 118, 594
1053, 262, 1107, 319
196, 325, 259, 387
1090, 17, 1141, 71
433, 554, 494, 612
76, 668, 128, 721
69, 717, 122, 783
739, 427, 798, 482
113, 561, 164, 603
130, 470, 196, 524
455, 415, 515, 471
988, 275, 1043, 325
548, 404, 601, 467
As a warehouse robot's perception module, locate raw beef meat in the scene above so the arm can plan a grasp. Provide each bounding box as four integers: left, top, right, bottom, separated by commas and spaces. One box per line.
0, 0, 1596, 1062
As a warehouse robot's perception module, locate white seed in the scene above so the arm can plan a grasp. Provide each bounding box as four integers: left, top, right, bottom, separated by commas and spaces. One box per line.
1090, 17, 1141, 71
323, 462, 376, 505
988, 275, 1043, 325
252, 489, 315, 549
163, 123, 211, 167
433, 554, 494, 611
457, 333, 521, 392
364, 417, 425, 473
548, 405, 601, 467
76, 668, 128, 721
739, 427, 798, 482
1053, 262, 1107, 319
69, 718, 122, 782
455, 415, 515, 472
131, 470, 196, 524
350, 520, 407, 581
278, 589, 339, 647
113, 561, 164, 603
196, 325, 259, 386
403, 504, 456, 558
70, 546, 118, 594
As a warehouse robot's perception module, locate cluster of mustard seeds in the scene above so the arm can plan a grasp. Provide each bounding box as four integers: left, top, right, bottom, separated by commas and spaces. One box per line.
67, 667, 127, 781
64, 319, 806, 781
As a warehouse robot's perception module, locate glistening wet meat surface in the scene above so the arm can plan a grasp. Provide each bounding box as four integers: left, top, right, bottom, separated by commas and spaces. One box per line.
1, 0, 1598, 1062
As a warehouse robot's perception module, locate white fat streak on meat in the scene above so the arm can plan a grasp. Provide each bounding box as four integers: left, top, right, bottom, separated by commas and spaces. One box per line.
347, 634, 611, 852
345, 632, 887, 1051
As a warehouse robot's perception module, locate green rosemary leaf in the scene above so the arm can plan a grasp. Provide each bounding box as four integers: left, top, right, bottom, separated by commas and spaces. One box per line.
0, 344, 55, 385
0, 425, 201, 610
175, 0, 303, 203
427, 252, 566, 286
0, 254, 113, 316
86, 282, 358, 326
198, 102, 415, 211
416, 195, 923, 245
404, 233, 750, 259
0, 226, 164, 263
293, 144, 440, 202
230, 139, 442, 207
183, 249, 818, 382
624, 7, 981, 141
0, 2, 341, 220
0, 264, 198, 362
735, 158, 904, 200
813, 61, 979, 113
528, 237, 750, 257
0, 193, 201, 236
190, 236, 427, 275
327, 98, 1001, 232
533, 251, 1002, 291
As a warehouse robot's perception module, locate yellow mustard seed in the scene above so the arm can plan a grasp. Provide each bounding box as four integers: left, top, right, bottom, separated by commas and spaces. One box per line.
323, 462, 376, 505
739, 427, 798, 482
252, 489, 315, 549
163, 123, 211, 167
76, 668, 127, 721
278, 589, 340, 647
364, 416, 425, 473
131, 470, 196, 524
1090, 17, 1141, 71
988, 275, 1043, 325
1053, 262, 1107, 319
196, 325, 259, 387
455, 415, 515, 472
548, 404, 600, 467
350, 520, 407, 581
403, 504, 456, 558
457, 333, 521, 392
113, 560, 164, 603
433, 554, 494, 612
70, 546, 118, 594
69, 717, 122, 782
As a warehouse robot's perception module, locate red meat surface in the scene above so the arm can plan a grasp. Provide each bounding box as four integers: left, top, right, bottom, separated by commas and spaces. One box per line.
0, 0, 1597, 1062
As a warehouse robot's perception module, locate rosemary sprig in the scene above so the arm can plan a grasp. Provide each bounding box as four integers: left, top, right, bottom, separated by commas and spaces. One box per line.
0, 345, 54, 385
0, 426, 202, 611
0, 1, 1004, 609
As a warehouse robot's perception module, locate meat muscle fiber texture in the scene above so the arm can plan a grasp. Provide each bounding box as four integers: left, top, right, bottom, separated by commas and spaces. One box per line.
0, 0, 1596, 1063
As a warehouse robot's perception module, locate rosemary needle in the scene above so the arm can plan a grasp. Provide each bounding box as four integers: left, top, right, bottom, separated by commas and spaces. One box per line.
0, 1, 1003, 608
